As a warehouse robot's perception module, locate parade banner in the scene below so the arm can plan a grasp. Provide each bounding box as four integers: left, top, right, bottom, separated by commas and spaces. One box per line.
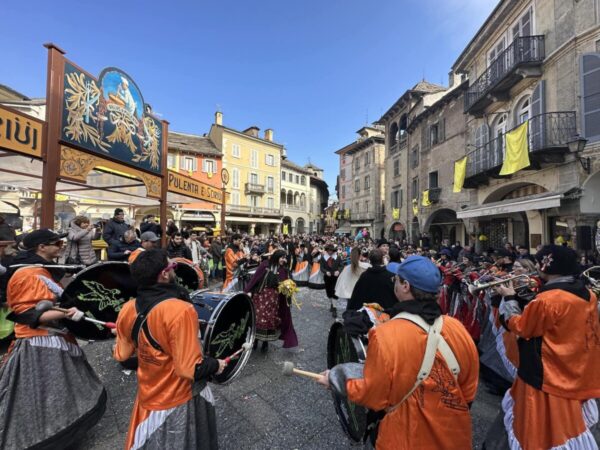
0, 105, 44, 158
60, 63, 163, 175
168, 170, 223, 204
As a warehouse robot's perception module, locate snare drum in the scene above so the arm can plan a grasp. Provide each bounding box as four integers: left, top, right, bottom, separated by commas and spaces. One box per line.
191, 291, 255, 384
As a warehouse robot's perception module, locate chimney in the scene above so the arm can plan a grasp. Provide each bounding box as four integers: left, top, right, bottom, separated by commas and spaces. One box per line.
215, 111, 223, 125
243, 126, 260, 138
264, 129, 273, 142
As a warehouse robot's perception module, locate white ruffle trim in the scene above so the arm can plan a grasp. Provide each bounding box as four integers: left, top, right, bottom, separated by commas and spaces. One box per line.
491, 315, 517, 381
131, 405, 177, 450
27, 335, 82, 357
502, 390, 599, 450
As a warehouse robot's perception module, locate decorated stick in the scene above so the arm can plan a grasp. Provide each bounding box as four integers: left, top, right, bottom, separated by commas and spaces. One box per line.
224, 342, 252, 364
35, 300, 116, 329
282, 361, 322, 380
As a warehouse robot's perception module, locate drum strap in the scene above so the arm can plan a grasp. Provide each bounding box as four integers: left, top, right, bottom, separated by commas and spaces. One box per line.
385, 313, 460, 414
132, 299, 166, 353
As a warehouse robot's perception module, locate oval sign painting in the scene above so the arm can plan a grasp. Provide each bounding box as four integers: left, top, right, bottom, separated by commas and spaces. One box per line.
61, 63, 163, 175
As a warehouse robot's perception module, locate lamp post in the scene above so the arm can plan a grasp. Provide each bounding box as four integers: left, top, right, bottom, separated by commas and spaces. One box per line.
567, 135, 591, 174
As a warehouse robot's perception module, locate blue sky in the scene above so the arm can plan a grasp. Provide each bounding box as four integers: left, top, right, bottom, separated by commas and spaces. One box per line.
1, 0, 498, 194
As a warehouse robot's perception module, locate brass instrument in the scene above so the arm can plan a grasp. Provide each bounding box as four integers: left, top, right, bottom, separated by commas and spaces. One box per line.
468, 273, 533, 295
582, 266, 600, 295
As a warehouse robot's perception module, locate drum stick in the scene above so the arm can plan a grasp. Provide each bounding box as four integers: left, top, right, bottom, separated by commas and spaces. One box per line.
36, 300, 116, 329
282, 361, 322, 380
224, 343, 251, 364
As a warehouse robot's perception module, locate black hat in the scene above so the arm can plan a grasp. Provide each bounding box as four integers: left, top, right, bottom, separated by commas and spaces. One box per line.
535, 244, 580, 275
324, 243, 336, 252
114, 208, 124, 216
23, 229, 67, 250
377, 239, 389, 248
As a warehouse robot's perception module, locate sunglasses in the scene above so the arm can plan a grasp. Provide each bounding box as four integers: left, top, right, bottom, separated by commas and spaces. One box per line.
45, 240, 64, 247
158, 262, 178, 280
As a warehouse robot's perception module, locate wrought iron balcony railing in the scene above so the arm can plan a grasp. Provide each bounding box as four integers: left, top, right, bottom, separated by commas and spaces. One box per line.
428, 187, 442, 203
465, 35, 545, 114
244, 182, 266, 194
227, 204, 282, 216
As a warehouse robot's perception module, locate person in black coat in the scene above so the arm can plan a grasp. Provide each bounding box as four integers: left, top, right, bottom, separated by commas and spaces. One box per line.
102, 208, 130, 246
346, 249, 397, 311
108, 230, 141, 261
140, 214, 162, 238
320, 244, 343, 318
166, 232, 192, 260
0, 215, 16, 242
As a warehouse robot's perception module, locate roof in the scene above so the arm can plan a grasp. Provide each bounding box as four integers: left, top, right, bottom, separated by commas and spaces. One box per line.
305, 162, 323, 171
282, 159, 312, 174
168, 131, 221, 157
378, 80, 446, 124
0, 84, 30, 101
212, 124, 284, 149
406, 80, 469, 132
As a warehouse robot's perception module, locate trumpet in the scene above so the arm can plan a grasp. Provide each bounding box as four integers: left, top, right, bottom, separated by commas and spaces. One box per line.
468, 273, 533, 295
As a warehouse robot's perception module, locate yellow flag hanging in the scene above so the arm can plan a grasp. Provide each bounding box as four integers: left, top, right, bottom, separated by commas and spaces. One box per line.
500, 121, 530, 175
412, 198, 418, 216
282, 224, 289, 234
453, 156, 467, 193
344, 209, 350, 219
422, 190, 432, 206
392, 208, 400, 220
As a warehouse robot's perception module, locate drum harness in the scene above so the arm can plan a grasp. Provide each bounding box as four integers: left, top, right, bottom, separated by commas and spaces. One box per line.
131, 298, 166, 353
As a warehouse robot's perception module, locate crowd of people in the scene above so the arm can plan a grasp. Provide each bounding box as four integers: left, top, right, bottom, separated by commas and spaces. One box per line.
0, 209, 600, 449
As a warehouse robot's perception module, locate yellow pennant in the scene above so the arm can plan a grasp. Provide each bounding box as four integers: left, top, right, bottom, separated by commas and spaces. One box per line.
500, 121, 530, 175
453, 156, 467, 193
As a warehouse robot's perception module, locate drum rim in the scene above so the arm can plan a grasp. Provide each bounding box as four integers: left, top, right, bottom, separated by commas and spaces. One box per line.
196, 291, 256, 385
327, 321, 367, 369
330, 389, 368, 443
67, 260, 130, 282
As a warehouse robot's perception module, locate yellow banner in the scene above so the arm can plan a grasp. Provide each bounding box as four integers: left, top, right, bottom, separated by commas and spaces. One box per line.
282, 224, 289, 234
168, 170, 223, 204
0, 105, 43, 158
422, 190, 432, 206
412, 198, 418, 216
453, 156, 467, 193
392, 208, 400, 220
500, 121, 530, 175
344, 209, 350, 219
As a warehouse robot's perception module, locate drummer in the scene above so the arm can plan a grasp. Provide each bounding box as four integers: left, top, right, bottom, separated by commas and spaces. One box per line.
128, 231, 160, 264
0, 229, 107, 449
223, 234, 244, 292
114, 248, 226, 449
316, 255, 479, 449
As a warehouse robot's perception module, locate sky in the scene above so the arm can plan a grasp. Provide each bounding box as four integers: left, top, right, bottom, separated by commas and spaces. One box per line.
1, 0, 498, 195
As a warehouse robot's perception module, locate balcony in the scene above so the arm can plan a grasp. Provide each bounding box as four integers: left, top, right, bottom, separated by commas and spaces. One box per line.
282, 204, 306, 212
463, 112, 576, 188
227, 204, 281, 217
245, 182, 265, 195
465, 36, 545, 116
389, 136, 408, 156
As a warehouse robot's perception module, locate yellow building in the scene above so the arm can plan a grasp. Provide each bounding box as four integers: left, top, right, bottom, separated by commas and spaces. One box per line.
208, 112, 284, 235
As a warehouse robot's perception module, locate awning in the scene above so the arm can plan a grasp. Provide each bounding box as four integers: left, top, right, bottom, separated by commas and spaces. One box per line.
226, 216, 282, 224
351, 223, 372, 228
457, 193, 562, 219
181, 212, 216, 221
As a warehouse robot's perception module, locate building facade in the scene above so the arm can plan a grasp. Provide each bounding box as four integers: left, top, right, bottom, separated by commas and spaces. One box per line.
280, 159, 311, 234
305, 163, 329, 234
452, 0, 600, 252
208, 112, 284, 235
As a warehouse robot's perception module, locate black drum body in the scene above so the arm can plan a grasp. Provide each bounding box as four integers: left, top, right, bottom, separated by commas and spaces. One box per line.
61, 261, 137, 340
326, 321, 369, 443
191, 291, 255, 384
173, 259, 202, 292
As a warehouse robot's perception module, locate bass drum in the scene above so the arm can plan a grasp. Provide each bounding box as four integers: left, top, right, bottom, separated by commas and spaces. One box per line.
191, 291, 255, 384
326, 321, 369, 443
61, 261, 137, 340
172, 258, 203, 292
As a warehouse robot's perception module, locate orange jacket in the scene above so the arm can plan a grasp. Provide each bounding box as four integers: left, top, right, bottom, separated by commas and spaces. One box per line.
223, 247, 244, 289
127, 247, 144, 264
7, 266, 63, 338
346, 316, 479, 450
113, 298, 203, 410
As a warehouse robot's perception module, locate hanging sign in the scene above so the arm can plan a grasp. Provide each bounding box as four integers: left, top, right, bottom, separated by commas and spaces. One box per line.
168, 170, 223, 204
0, 105, 44, 158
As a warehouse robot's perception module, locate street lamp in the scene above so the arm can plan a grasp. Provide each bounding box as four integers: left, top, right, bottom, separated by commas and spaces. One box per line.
567, 134, 591, 174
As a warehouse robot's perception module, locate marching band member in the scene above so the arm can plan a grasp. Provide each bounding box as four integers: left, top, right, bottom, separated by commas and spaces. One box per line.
0, 229, 106, 449
321, 243, 343, 318
114, 248, 226, 450
128, 231, 160, 263
484, 244, 600, 449
222, 234, 245, 292
317, 256, 479, 449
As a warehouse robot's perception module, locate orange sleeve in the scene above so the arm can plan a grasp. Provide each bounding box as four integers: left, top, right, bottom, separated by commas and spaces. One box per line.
113, 301, 136, 362
167, 304, 203, 380
346, 329, 393, 411
8, 270, 55, 314
505, 297, 551, 339
224, 248, 237, 271
453, 325, 480, 403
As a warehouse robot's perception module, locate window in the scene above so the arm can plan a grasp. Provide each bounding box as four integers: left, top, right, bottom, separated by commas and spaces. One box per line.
581, 53, 600, 142
364, 175, 370, 190
232, 144, 241, 158
266, 176, 274, 193
232, 168, 240, 189
296, 175, 300, 184
365, 200, 369, 213
391, 190, 402, 209
429, 171, 439, 189
355, 179, 360, 192
248, 195, 259, 207
429, 123, 439, 146
249, 173, 259, 184
181, 156, 196, 172
288, 172, 293, 182
475, 123, 489, 148
341, 185, 346, 198
354, 158, 360, 172
365, 152, 370, 166
393, 159, 400, 177
410, 146, 419, 169
251, 149, 258, 168
511, 6, 533, 40
411, 177, 419, 200
167, 153, 176, 169
202, 159, 216, 173
488, 36, 506, 66
301, 175, 306, 185
355, 202, 360, 213
282, 171, 286, 181
267, 197, 274, 209
266, 154, 275, 166
231, 191, 240, 205
515, 96, 531, 125
340, 169, 345, 180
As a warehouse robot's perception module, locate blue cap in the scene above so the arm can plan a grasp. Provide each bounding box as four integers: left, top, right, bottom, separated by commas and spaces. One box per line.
386, 256, 441, 294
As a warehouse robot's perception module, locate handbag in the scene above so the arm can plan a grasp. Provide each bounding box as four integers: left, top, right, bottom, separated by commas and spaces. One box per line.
66, 240, 82, 265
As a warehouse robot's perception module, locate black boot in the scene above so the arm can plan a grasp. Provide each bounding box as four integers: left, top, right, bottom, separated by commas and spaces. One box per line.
261, 341, 269, 354
330, 300, 337, 318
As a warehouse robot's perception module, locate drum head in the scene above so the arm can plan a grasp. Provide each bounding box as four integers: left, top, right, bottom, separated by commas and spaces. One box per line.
174, 260, 200, 292
326, 321, 368, 443
194, 291, 255, 384
61, 262, 137, 340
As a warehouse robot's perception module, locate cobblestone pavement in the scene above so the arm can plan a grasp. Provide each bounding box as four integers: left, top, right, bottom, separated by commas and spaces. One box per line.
74, 284, 501, 449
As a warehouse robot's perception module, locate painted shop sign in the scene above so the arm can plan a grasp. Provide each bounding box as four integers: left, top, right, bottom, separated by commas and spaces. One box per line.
0, 105, 43, 158
60, 63, 163, 175
168, 170, 223, 204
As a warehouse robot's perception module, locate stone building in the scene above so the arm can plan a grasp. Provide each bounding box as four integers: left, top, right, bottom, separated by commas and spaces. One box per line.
280, 159, 311, 234
451, 0, 600, 252
334, 125, 386, 238
305, 163, 329, 234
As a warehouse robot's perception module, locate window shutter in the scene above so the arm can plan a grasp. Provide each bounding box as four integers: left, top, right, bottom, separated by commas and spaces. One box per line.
421, 126, 429, 150
530, 80, 546, 149
440, 118, 446, 142
581, 53, 600, 142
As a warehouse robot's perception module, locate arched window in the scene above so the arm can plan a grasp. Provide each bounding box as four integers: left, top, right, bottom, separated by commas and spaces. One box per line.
514, 95, 531, 125
399, 114, 408, 139
300, 175, 306, 185
389, 122, 399, 146
492, 114, 507, 139
474, 123, 489, 148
